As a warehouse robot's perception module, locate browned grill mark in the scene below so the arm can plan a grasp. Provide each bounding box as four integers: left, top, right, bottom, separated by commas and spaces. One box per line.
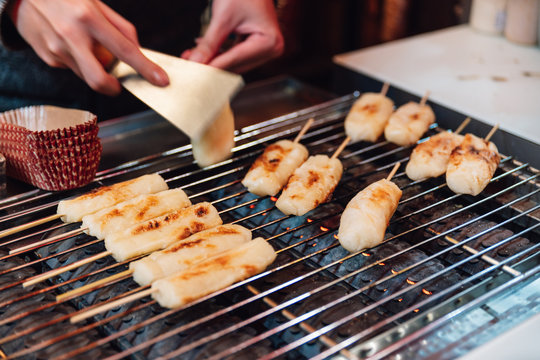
76, 177, 139, 200
196, 206, 208, 217
307, 170, 320, 187
250, 143, 292, 172
136, 196, 159, 220
411, 113, 420, 120
359, 103, 379, 114
164, 238, 205, 253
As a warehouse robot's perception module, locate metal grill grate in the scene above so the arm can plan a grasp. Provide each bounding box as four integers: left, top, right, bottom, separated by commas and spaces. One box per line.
0, 93, 538, 360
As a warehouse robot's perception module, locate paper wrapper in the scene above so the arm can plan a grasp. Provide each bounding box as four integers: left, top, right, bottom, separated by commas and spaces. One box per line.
0, 106, 102, 191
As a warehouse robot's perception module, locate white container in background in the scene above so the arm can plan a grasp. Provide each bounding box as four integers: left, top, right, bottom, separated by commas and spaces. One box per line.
505, 0, 539, 45
470, 0, 507, 35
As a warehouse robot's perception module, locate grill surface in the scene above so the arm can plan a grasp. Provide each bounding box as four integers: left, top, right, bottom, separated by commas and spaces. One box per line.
0, 90, 539, 360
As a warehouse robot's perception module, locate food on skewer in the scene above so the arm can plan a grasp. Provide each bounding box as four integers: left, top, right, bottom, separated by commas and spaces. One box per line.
81, 188, 191, 240
344, 83, 394, 143
405, 118, 471, 181
338, 163, 402, 252
57, 173, 168, 223
275, 137, 349, 216
242, 118, 313, 197
192, 102, 235, 167
23, 202, 222, 288
71, 237, 276, 323
105, 202, 222, 262
384, 92, 435, 146
130, 224, 252, 286
446, 133, 500, 196
151, 237, 276, 308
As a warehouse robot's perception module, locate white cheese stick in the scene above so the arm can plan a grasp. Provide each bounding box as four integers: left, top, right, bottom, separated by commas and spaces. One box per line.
130, 224, 252, 286
338, 179, 402, 252
57, 174, 168, 223
406, 132, 464, 180
242, 139, 309, 196
81, 188, 191, 240
345, 92, 395, 143
276, 154, 343, 216
104, 202, 222, 262
384, 102, 435, 146
446, 133, 500, 196
151, 237, 276, 308
192, 102, 235, 167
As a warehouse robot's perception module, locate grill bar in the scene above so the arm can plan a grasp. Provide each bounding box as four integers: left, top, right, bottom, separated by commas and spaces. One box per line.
19, 179, 536, 360
0, 93, 538, 360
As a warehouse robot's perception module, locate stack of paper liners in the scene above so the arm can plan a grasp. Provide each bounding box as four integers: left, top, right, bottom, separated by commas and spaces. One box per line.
0, 105, 101, 191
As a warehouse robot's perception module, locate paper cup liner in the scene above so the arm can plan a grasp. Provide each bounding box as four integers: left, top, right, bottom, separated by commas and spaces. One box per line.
0, 105, 102, 191
0, 105, 97, 141
7, 143, 102, 191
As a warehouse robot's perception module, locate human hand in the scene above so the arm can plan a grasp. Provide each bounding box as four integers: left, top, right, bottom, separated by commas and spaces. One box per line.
11, 0, 169, 95
182, 0, 284, 73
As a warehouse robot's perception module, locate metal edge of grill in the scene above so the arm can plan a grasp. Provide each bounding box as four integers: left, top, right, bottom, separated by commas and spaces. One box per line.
0, 92, 538, 360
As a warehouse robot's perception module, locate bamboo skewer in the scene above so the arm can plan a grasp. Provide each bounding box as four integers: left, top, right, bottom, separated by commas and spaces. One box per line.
293, 118, 314, 143
380, 82, 390, 97
386, 162, 401, 181
454, 117, 471, 135
9, 228, 86, 255
23, 251, 112, 288
331, 137, 351, 160
419, 91, 430, 107
246, 285, 358, 360
56, 269, 133, 302
484, 123, 499, 142
70, 288, 154, 324
0, 214, 62, 239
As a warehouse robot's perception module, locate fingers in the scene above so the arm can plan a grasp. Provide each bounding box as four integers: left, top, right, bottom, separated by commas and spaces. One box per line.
185, 15, 231, 64
208, 32, 284, 73
95, 1, 139, 45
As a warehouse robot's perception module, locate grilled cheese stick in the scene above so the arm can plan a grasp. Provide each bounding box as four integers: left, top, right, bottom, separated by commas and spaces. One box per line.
57, 174, 168, 223
446, 134, 500, 196
151, 238, 276, 308
338, 179, 402, 252
105, 202, 222, 262
345, 93, 395, 143
130, 224, 252, 286
276, 155, 343, 216
406, 132, 464, 180
81, 188, 191, 240
384, 102, 435, 146
242, 140, 309, 196
192, 102, 235, 167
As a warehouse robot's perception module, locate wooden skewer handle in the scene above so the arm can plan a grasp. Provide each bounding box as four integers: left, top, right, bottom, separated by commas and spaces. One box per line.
70, 288, 154, 324
484, 123, 499, 142
0, 214, 62, 239
56, 269, 134, 302
331, 137, 351, 160
9, 227, 86, 255
23, 251, 112, 288
386, 162, 401, 181
380, 82, 390, 97
293, 118, 315, 143
454, 117, 471, 135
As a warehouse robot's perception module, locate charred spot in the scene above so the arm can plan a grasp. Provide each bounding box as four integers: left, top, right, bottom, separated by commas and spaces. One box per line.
242, 264, 259, 277
196, 206, 208, 217
269, 158, 280, 163
360, 103, 379, 114
105, 208, 122, 219
191, 221, 206, 233
371, 187, 391, 202
411, 113, 420, 120
78, 184, 113, 200
307, 170, 320, 187
252, 143, 292, 172
133, 219, 161, 234
211, 227, 240, 236
136, 197, 159, 220
164, 238, 205, 253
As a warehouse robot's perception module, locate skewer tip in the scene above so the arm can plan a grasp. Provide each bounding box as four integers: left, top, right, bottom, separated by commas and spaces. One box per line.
454, 117, 471, 135
331, 136, 351, 160
419, 90, 431, 106
484, 123, 499, 142
380, 82, 390, 97
293, 118, 315, 143
386, 162, 401, 181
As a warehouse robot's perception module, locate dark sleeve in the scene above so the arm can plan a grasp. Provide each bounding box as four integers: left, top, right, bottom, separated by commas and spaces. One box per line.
0, 0, 28, 49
